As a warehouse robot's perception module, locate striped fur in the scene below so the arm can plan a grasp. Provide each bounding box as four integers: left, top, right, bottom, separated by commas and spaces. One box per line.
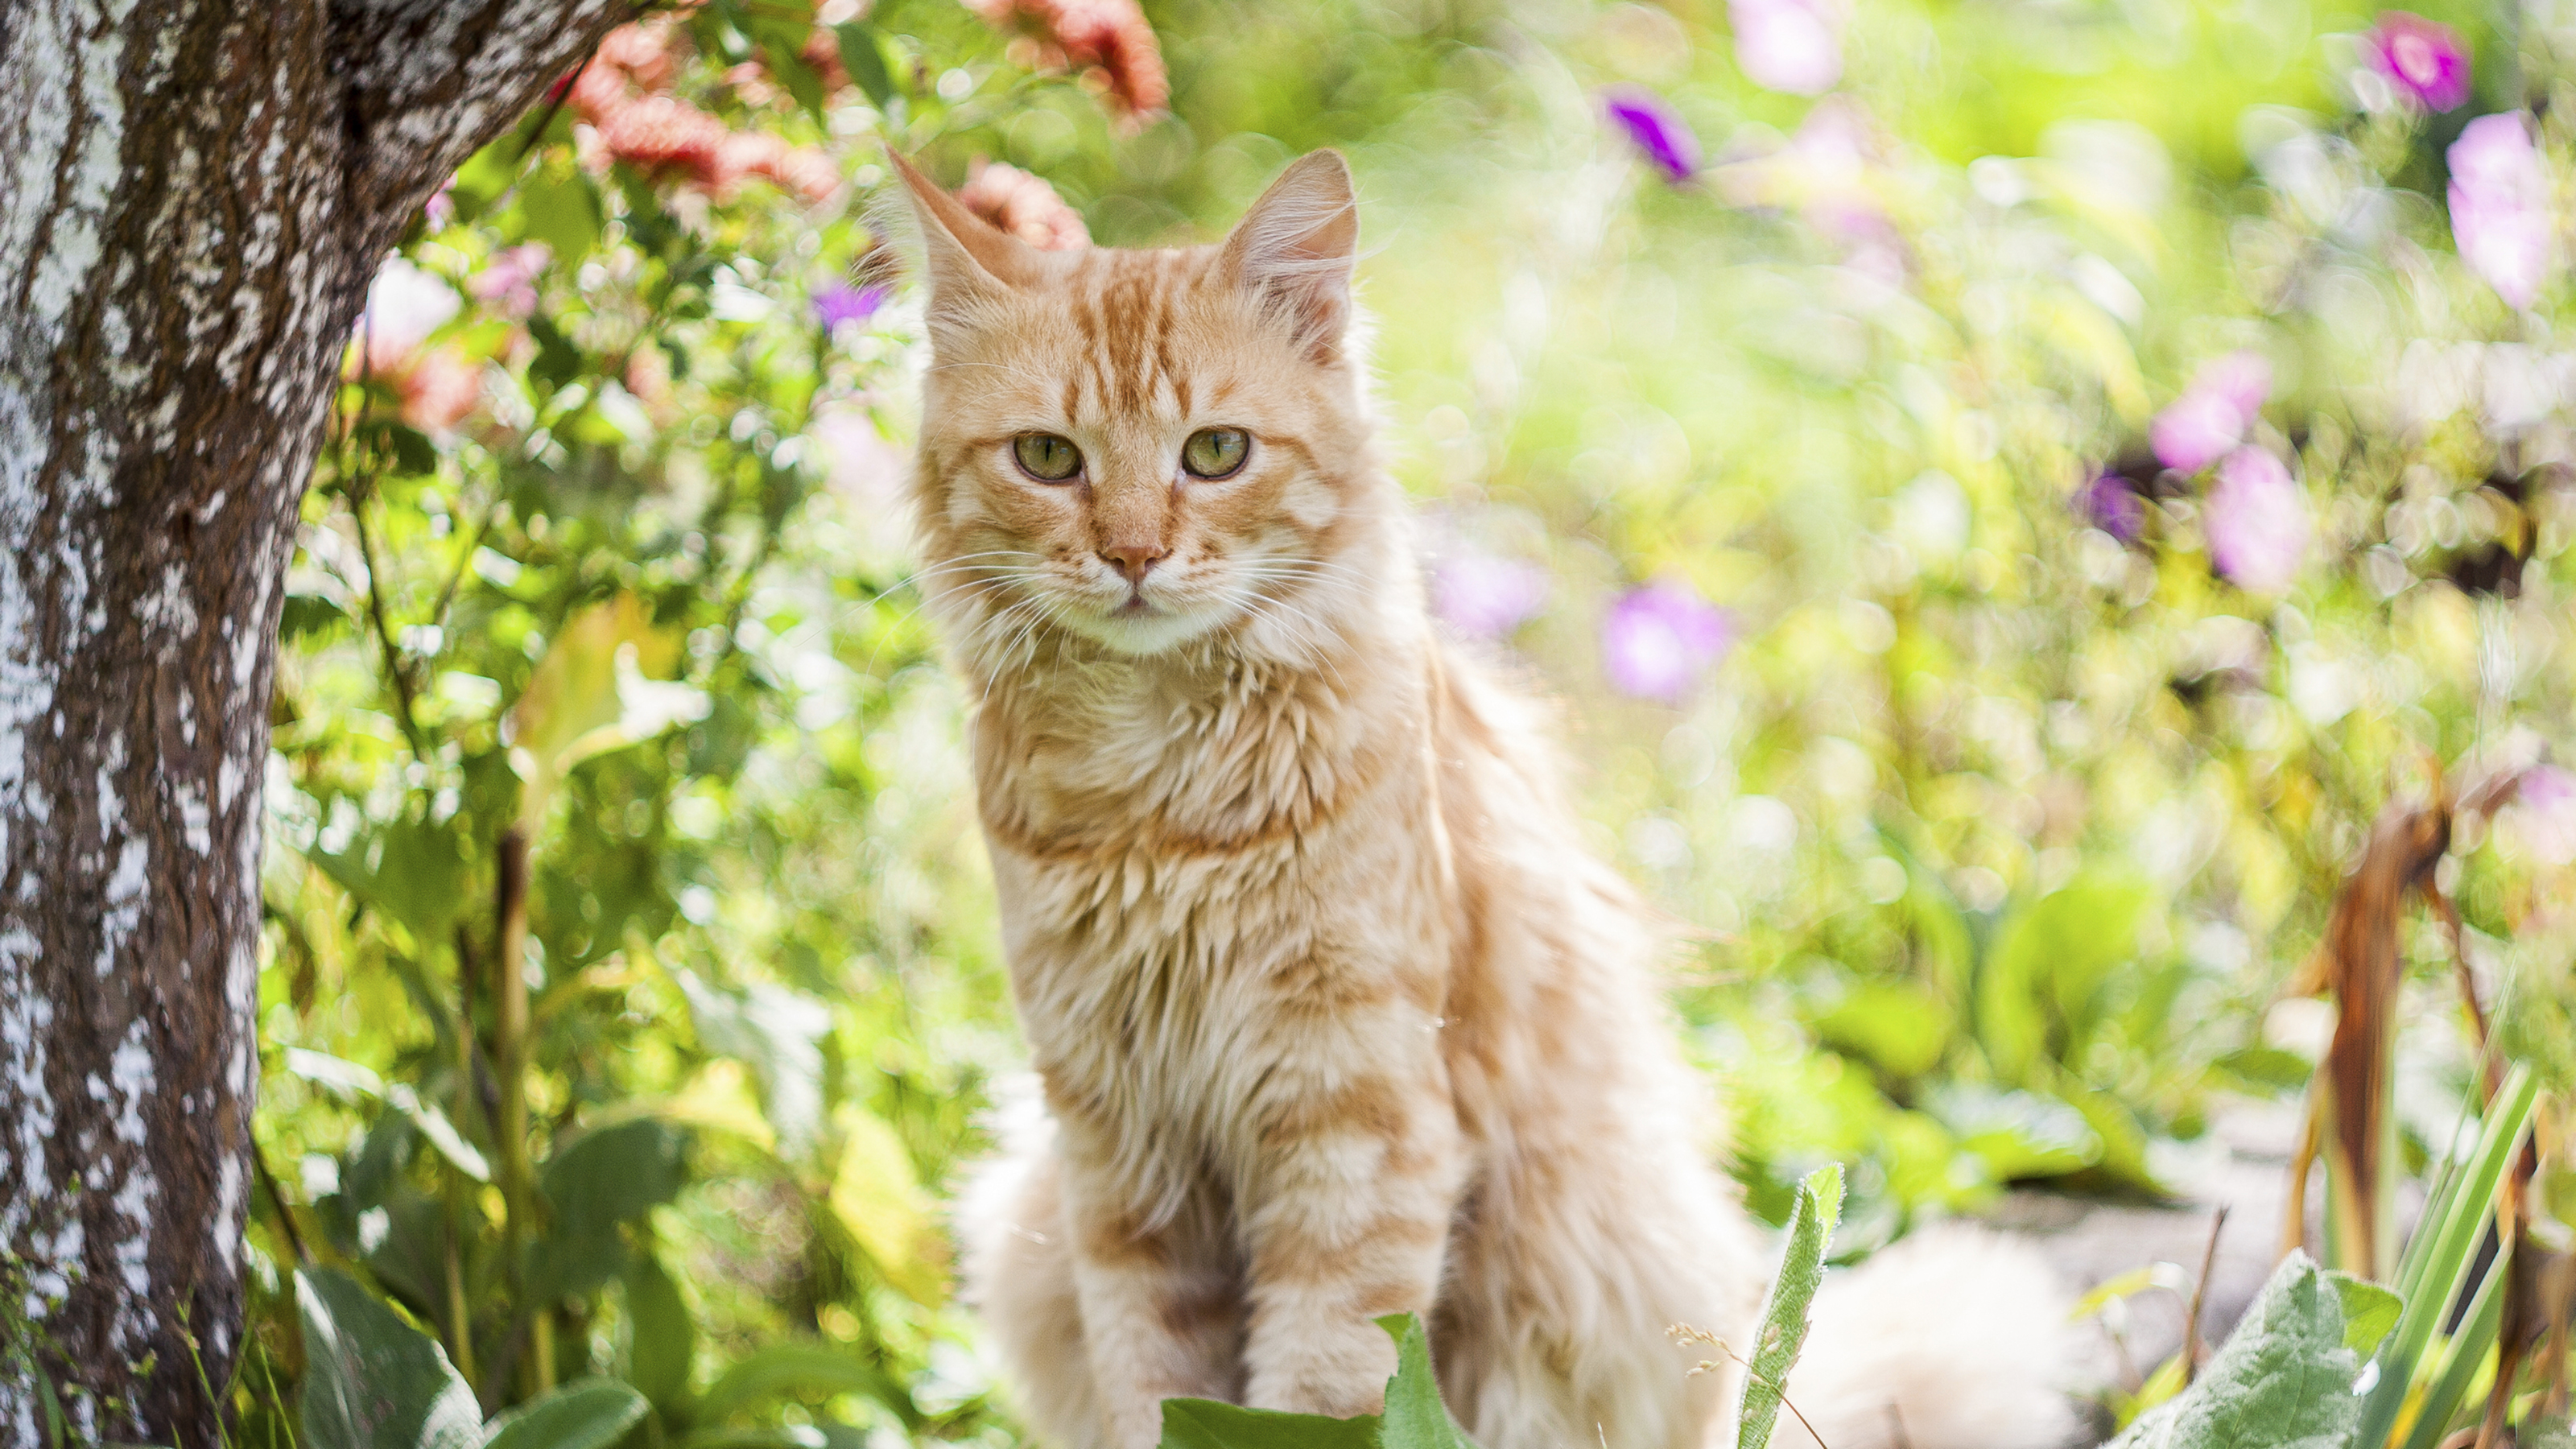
896, 151, 2082, 1449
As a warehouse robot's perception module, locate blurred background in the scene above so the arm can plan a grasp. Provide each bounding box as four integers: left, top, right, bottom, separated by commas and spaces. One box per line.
242, 0, 2576, 1441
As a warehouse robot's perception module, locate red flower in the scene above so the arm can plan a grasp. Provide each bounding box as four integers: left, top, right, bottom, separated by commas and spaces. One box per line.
965, 0, 1169, 120
956, 160, 1091, 250
568, 20, 838, 203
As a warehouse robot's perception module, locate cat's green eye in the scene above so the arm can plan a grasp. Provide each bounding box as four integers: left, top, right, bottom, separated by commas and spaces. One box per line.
1181, 427, 1250, 480
1012, 433, 1084, 483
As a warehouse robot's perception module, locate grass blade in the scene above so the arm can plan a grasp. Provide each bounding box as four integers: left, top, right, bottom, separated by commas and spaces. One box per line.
2355, 1063, 2537, 1449
2394, 1254, 2507, 1449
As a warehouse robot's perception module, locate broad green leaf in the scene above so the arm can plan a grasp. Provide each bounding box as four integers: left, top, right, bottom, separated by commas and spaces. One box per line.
386, 1084, 489, 1183
2325, 1270, 2401, 1358
1926, 1084, 2102, 1182
1740, 1163, 1841, 1449
545, 1117, 690, 1234
295, 1269, 481, 1449
678, 971, 832, 1155
696, 1340, 899, 1424
826, 1103, 947, 1303
480, 1379, 650, 1449
832, 23, 898, 108
1976, 874, 2152, 1082
510, 592, 700, 832
1375, 1313, 1480, 1449
1157, 1398, 1381, 1449
2107, 1252, 2357, 1449
626, 1249, 698, 1416
1811, 979, 1951, 1080
519, 164, 603, 268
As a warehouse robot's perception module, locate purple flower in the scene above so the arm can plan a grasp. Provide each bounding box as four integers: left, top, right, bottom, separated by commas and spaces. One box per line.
2517, 765, 2576, 863
2150, 350, 2272, 473
814, 280, 891, 330
1434, 551, 1550, 639
1731, 0, 1843, 96
2368, 13, 2472, 112
2205, 445, 2312, 592
2450, 114, 2554, 309
2079, 473, 2145, 542
1604, 89, 1702, 184
1601, 580, 1733, 702
469, 243, 551, 320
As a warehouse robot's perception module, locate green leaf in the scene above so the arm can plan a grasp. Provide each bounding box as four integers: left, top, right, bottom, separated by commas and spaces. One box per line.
2325, 1270, 2401, 1358
1375, 1313, 1479, 1449
677, 971, 832, 1155
1811, 979, 1951, 1080
545, 1118, 690, 1234
1157, 1398, 1381, 1449
626, 1249, 698, 1416
2396, 1259, 2503, 1449
2356, 1063, 2538, 1449
696, 1340, 899, 1424
761, 37, 829, 122
481, 1380, 650, 1449
1925, 1084, 2102, 1182
832, 24, 897, 108
519, 165, 604, 268
2106, 1252, 2358, 1449
295, 1268, 481, 1449
1976, 874, 2151, 1082
1740, 1163, 1841, 1449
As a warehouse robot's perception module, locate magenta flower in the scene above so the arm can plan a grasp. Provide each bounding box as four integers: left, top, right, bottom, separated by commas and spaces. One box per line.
2517, 765, 2576, 862
2205, 446, 2311, 592
814, 280, 891, 330
2368, 13, 2471, 112
1731, 0, 1843, 96
1602, 580, 1733, 702
1604, 89, 1702, 184
2150, 350, 2272, 473
2079, 473, 2145, 542
469, 243, 551, 320
2450, 113, 2554, 309
1433, 551, 1550, 639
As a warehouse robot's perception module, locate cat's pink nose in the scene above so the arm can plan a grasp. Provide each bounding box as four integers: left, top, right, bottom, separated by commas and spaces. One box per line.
1100, 543, 1169, 584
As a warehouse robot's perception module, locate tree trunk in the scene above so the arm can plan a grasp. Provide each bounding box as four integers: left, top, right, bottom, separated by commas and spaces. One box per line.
0, 2, 627, 1442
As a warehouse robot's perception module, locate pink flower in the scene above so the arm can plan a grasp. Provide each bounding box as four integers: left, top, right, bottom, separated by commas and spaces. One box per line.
1433, 551, 1550, 639
2368, 13, 2472, 112
956, 161, 1091, 250
2205, 446, 2311, 592
1602, 581, 1733, 702
1731, 0, 1842, 96
2450, 113, 2554, 309
813, 281, 890, 330
2079, 473, 2145, 542
398, 349, 483, 434
2150, 350, 2272, 473
1604, 89, 1702, 184
2516, 765, 2576, 863
359, 257, 460, 374
469, 243, 551, 320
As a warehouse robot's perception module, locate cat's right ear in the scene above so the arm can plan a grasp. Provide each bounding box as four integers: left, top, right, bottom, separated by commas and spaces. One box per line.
886, 151, 1038, 335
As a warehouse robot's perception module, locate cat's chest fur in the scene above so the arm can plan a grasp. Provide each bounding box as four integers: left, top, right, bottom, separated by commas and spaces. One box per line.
969, 652, 1453, 1183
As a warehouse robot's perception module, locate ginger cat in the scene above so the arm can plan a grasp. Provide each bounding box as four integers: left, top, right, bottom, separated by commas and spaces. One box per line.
892, 150, 2081, 1449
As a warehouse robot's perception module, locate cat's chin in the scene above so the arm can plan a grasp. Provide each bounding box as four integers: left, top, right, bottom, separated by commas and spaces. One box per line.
1058, 602, 1228, 657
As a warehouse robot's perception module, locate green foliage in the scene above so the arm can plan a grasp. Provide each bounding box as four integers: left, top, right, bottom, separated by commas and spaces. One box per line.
297, 1269, 482, 1449
1156, 1315, 1479, 1449
2106, 1253, 2364, 1449
1740, 1165, 1843, 1449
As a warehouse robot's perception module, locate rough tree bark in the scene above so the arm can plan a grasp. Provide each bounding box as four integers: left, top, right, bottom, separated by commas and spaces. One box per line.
0, 2, 629, 1442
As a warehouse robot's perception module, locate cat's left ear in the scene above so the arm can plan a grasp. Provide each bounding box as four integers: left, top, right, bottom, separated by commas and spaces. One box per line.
1219, 151, 1358, 365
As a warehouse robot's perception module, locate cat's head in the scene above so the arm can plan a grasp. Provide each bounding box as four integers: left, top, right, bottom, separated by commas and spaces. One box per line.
894, 151, 1389, 667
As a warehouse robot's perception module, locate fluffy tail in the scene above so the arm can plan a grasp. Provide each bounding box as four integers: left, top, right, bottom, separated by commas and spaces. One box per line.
1772, 1224, 2089, 1449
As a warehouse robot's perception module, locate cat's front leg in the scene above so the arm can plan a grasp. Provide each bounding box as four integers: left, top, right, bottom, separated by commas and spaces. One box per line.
1239, 1063, 1464, 1419
1057, 1142, 1245, 1449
